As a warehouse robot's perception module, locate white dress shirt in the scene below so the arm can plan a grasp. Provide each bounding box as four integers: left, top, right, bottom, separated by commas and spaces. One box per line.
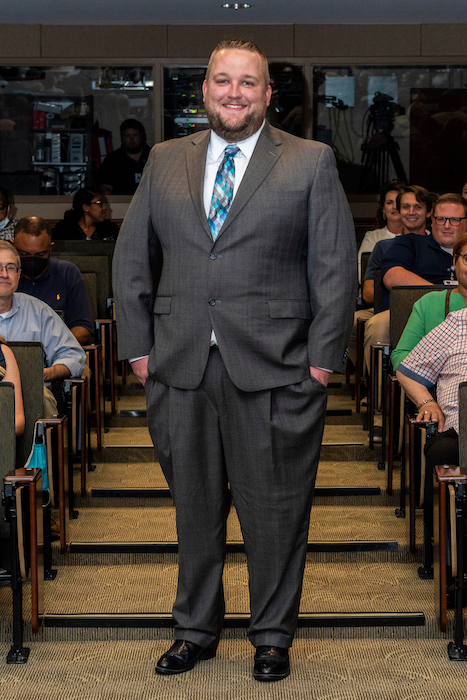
203, 125, 264, 218
205, 125, 264, 346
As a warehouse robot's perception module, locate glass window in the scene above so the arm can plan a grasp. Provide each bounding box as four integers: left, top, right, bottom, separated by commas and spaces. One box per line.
0, 66, 154, 195
163, 62, 306, 141
313, 65, 467, 195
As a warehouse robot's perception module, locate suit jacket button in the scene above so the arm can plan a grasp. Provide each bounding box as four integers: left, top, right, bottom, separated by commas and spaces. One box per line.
210, 253, 217, 260
209, 298, 216, 306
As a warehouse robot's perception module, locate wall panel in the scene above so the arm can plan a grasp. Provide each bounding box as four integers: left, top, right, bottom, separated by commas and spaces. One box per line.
421, 24, 467, 56
0, 25, 41, 58
41, 25, 168, 58
295, 24, 421, 57
167, 25, 293, 58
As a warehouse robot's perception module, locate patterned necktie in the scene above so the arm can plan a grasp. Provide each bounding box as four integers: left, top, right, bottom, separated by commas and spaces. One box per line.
208, 145, 240, 240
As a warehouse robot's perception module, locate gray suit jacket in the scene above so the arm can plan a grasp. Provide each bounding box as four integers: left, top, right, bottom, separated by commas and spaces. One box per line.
113, 122, 357, 392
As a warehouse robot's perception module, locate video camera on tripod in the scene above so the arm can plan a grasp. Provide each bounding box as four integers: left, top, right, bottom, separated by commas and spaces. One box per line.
359, 91, 407, 191
367, 91, 405, 137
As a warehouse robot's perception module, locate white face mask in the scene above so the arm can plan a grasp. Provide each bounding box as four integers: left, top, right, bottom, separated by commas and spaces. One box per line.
0, 215, 9, 229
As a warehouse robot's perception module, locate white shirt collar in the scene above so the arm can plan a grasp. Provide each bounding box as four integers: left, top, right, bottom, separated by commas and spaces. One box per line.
208, 121, 265, 162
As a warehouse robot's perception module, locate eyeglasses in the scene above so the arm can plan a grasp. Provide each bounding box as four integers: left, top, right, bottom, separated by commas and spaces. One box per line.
433, 216, 467, 226
455, 253, 467, 266
90, 200, 106, 207
0, 263, 19, 274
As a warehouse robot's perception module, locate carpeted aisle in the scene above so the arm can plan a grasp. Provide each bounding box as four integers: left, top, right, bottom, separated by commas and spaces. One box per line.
2, 373, 467, 697
1, 638, 467, 700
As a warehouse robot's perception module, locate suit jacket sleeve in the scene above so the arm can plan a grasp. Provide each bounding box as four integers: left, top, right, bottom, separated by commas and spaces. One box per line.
112, 147, 158, 360
306, 144, 357, 372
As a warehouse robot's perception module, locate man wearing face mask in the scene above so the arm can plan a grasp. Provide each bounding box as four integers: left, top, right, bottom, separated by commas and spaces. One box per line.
14, 217, 94, 345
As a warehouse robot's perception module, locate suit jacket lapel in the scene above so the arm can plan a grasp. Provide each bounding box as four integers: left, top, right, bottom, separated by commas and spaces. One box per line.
186, 123, 283, 242
217, 123, 283, 239
186, 130, 212, 239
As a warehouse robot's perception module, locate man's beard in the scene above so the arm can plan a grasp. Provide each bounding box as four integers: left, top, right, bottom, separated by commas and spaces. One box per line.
205, 106, 265, 143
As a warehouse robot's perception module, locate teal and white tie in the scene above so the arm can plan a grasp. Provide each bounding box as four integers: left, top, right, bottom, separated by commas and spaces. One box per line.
208, 145, 240, 240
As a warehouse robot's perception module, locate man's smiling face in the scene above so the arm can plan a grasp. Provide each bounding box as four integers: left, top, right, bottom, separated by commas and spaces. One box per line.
203, 48, 272, 143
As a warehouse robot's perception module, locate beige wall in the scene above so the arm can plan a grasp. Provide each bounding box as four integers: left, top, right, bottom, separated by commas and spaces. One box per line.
0, 24, 466, 61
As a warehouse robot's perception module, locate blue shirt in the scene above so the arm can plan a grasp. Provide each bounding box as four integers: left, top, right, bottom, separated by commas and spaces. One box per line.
0, 293, 86, 378
380, 232, 454, 284
18, 258, 94, 334
364, 238, 396, 312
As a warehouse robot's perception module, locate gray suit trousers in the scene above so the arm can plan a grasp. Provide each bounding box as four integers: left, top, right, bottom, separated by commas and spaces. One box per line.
145, 347, 327, 649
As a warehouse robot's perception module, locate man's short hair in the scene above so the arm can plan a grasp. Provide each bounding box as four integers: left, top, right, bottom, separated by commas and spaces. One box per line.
120, 118, 146, 143
433, 193, 467, 218
453, 232, 467, 258
205, 38, 270, 88
0, 239, 20, 268
396, 185, 434, 214
14, 216, 52, 240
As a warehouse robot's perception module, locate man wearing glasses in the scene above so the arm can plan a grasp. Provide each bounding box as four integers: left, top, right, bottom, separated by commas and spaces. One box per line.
382, 192, 467, 289
0, 240, 85, 388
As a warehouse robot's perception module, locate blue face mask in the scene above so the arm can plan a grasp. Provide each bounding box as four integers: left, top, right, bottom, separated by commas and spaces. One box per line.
0, 215, 9, 229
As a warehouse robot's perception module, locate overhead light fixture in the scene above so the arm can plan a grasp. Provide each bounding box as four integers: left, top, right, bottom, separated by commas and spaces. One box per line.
222, 3, 251, 8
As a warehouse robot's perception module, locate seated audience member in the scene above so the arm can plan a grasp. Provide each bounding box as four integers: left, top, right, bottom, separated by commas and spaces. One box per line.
0, 334, 25, 435
392, 232, 467, 371
357, 179, 405, 284
0, 189, 18, 242
396, 306, 467, 473
0, 241, 86, 417
53, 189, 118, 241
14, 217, 94, 345
348, 235, 406, 371
97, 118, 151, 195
381, 190, 463, 289
365, 189, 464, 365
348, 185, 431, 374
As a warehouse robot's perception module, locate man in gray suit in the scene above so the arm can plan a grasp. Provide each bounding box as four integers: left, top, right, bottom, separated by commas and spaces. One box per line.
113, 39, 356, 682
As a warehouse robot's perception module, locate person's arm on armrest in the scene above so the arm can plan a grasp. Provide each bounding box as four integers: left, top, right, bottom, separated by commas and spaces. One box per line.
71, 325, 93, 346
44, 364, 71, 383
383, 266, 432, 290
362, 279, 375, 306
396, 370, 444, 431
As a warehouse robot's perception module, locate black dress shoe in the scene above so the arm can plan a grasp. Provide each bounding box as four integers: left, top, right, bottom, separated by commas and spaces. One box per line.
155, 639, 218, 675
253, 646, 290, 682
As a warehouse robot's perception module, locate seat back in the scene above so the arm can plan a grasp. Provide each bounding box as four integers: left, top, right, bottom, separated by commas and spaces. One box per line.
8, 342, 44, 468
458, 381, 467, 468
0, 382, 16, 539
361, 251, 371, 285
373, 268, 384, 313
81, 270, 99, 321
389, 286, 446, 350
51, 241, 115, 319
52, 254, 110, 318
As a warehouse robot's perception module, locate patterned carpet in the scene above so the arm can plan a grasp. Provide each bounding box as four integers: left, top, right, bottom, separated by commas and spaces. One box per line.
1, 373, 467, 698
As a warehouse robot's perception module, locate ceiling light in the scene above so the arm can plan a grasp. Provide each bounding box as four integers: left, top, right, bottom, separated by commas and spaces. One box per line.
222, 3, 251, 9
